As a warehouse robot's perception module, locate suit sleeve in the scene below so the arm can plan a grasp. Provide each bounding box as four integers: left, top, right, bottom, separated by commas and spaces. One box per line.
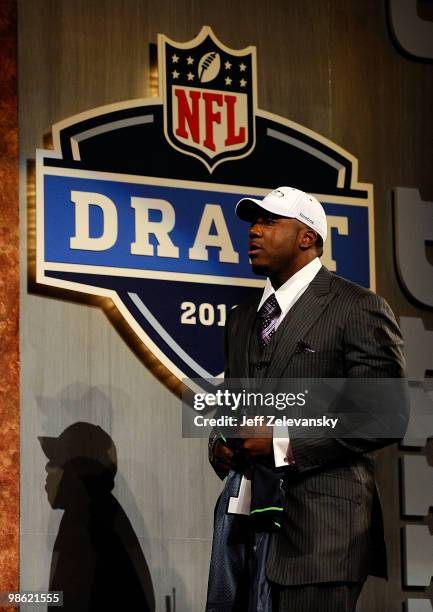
287, 292, 409, 475
208, 307, 235, 479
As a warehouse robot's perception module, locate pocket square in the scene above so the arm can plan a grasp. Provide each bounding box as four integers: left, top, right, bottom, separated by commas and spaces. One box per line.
296, 339, 316, 353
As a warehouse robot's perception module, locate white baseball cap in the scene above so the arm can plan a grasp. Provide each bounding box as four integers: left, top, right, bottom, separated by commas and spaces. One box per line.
235, 186, 327, 242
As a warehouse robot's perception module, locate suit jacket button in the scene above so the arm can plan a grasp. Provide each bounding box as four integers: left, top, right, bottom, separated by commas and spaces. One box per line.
256, 362, 263, 370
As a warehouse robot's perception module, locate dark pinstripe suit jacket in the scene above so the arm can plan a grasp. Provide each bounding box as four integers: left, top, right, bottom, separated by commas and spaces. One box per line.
212, 266, 407, 586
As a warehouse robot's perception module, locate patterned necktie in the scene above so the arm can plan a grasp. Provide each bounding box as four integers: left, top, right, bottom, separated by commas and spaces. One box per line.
257, 294, 281, 349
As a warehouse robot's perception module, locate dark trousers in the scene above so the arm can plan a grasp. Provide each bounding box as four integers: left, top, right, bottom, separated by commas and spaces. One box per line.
272, 581, 364, 612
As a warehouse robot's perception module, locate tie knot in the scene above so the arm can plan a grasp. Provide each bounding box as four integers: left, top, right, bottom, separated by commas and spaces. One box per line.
259, 294, 281, 319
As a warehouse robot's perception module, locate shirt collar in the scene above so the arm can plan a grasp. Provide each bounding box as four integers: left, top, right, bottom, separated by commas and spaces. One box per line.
258, 257, 322, 312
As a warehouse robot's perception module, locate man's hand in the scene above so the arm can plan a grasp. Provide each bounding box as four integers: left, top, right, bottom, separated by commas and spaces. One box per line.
236, 423, 273, 459
212, 425, 273, 473
240, 437, 273, 458
212, 439, 235, 472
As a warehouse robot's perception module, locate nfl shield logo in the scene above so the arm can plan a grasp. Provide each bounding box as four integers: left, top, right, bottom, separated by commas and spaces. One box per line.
159, 26, 256, 172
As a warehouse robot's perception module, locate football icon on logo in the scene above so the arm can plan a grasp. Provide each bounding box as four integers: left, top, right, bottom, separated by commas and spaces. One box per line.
198, 51, 221, 82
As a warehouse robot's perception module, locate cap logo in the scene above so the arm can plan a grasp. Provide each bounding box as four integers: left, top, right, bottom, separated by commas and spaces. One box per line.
299, 212, 315, 225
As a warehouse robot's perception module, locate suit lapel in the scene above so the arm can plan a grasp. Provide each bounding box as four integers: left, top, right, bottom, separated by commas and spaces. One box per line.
233, 297, 259, 377
266, 267, 335, 382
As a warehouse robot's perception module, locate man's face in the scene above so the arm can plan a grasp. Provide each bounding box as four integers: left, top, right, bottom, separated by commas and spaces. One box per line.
248, 212, 304, 277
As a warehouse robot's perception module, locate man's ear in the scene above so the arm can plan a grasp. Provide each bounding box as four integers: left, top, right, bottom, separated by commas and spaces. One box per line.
299, 228, 318, 250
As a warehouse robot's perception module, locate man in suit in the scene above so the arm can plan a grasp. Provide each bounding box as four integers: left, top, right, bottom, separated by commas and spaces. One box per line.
206, 187, 407, 612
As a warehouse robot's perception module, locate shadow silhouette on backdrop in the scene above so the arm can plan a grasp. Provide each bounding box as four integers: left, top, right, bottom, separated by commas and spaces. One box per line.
39, 422, 155, 611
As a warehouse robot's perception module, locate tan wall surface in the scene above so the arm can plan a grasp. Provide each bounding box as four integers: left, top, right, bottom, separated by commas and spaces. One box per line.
0, 0, 19, 601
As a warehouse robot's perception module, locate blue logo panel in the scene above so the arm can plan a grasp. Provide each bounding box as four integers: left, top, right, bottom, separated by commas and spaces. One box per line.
323, 202, 370, 288
44, 175, 258, 279
43, 174, 370, 288
35, 27, 375, 391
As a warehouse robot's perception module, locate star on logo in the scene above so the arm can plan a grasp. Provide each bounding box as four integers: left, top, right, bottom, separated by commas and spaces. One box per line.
172, 54, 179, 63
172, 70, 180, 79
224, 60, 232, 70
225, 76, 232, 85
186, 56, 194, 65
239, 62, 247, 72
240, 78, 247, 87
187, 72, 194, 81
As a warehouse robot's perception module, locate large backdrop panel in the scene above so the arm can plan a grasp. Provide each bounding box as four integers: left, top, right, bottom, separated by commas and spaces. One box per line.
17, 1, 433, 610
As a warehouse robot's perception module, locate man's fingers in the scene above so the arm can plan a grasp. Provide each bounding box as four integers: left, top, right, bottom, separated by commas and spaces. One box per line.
215, 440, 234, 459
219, 459, 233, 471
241, 437, 273, 457
236, 426, 253, 439
236, 425, 272, 438
214, 440, 234, 470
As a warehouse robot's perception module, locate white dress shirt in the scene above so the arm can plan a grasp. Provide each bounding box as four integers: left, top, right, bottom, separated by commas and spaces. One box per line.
258, 256, 322, 328
262, 258, 322, 466
228, 258, 322, 514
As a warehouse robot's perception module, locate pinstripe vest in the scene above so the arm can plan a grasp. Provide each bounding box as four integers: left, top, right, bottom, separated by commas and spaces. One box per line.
248, 309, 294, 379
249, 315, 273, 378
